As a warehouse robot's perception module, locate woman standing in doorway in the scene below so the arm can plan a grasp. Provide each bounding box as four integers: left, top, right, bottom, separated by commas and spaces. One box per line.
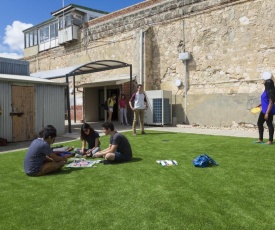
119, 94, 130, 126
108, 94, 116, 122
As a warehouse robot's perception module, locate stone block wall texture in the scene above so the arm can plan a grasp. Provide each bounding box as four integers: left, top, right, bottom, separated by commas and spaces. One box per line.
25, 0, 275, 127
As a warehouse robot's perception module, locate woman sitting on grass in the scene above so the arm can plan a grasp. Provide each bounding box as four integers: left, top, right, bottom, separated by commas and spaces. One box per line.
75, 123, 100, 157
23, 125, 72, 176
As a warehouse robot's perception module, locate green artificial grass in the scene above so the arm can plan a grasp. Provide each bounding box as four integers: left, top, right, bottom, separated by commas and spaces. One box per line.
1, 131, 275, 230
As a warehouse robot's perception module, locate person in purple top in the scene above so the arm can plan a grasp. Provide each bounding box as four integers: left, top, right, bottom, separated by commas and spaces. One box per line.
256, 79, 275, 144
24, 125, 72, 176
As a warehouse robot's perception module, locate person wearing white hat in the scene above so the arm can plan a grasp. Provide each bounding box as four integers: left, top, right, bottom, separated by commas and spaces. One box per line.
261, 71, 273, 80
256, 78, 275, 144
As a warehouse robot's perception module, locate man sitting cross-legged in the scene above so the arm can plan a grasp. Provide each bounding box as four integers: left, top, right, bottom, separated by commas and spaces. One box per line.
92, 122, 132, 163
24, 125, 73, 176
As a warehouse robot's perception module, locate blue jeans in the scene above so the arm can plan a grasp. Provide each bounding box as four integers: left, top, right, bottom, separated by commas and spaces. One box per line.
74, 147, 100, 155
120, 108, 129, 124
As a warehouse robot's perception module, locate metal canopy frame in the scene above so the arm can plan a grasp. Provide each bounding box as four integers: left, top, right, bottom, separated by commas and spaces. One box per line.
64, 60, 133, 133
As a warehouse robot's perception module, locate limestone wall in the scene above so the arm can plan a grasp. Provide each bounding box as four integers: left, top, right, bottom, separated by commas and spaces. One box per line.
25, 0, 275, 127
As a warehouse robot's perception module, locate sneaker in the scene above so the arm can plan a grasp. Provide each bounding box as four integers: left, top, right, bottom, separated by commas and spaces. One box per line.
133, 132, 137, 136
141, 131, 145, 135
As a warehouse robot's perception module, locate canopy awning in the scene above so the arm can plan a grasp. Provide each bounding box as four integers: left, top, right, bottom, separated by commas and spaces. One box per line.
30, 60, 131, 79
30, 60, 134, 133
30, 65, 81, 79
77, 74, 136, 88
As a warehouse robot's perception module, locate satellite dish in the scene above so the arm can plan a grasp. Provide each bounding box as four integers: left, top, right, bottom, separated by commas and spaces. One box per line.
261, 71, 273, 80
175, 79, 182, 87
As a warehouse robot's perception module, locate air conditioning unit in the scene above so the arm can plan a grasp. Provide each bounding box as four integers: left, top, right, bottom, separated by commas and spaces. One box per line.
144, 90, 172, 126
58, 25, 79, 45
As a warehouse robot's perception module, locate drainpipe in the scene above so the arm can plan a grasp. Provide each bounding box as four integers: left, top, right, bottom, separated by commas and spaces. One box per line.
179, 52, 191, 124
140, 29, 144, 85
66, 74, 72, 133
183, 60, 188, 124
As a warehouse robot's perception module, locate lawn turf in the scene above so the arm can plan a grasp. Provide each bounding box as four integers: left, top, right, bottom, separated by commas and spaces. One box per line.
1, 131, 275, 230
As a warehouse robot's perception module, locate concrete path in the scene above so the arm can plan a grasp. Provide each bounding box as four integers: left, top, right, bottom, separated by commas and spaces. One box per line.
0, 122, 258, 154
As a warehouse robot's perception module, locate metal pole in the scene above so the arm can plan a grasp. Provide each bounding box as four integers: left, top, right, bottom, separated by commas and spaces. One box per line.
130, 64, 133, 123
183, 60, 187, 124
104, 86, 107, 122
66, 74, 72, 133
161, 90, 164, 126
73, 74, 76, 123
140, 30, 144, 85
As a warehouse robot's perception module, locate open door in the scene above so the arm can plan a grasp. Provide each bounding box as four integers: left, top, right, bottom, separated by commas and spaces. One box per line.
98, 88, 120, 121
11, 86, 35, 142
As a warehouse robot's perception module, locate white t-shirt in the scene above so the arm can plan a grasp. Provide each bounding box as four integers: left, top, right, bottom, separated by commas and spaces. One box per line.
131, 92, 146, 109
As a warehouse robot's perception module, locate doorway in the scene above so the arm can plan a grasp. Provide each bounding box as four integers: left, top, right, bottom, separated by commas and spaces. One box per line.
98, 88, 120, 121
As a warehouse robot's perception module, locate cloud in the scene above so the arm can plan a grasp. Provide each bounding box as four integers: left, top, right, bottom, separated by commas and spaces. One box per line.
0, 52, 23, 59
0, 21, 33, 59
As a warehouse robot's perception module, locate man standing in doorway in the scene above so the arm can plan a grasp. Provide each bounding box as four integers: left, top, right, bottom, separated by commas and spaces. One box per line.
129, 84, 148, 135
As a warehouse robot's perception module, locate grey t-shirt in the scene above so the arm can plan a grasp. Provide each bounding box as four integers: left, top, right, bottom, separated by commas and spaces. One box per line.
110, 132, 132, 157
23, 138, 53, 175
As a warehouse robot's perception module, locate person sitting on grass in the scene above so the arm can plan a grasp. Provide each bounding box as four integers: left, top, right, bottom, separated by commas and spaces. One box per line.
92, 122, 132, 163
74, 123, 100, 157
23, 125, 72, 176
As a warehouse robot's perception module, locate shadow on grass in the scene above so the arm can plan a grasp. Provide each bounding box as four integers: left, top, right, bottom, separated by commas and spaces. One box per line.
133, 132, 178, 136
102, 157, 143, 165
47, 167, 84, 176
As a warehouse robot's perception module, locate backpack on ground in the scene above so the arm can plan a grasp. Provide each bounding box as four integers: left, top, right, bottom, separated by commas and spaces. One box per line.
192, 154, 218, 168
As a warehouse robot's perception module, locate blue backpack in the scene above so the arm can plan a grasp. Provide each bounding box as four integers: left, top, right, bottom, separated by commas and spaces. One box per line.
192, 154, 218, 168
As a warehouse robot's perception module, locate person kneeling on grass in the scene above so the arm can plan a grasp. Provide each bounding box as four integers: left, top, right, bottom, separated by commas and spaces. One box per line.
92, 122, 132, 163
24, 125, 73, 176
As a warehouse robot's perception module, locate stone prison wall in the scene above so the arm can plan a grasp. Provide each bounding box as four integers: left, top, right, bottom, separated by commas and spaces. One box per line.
25, 0, 275, 128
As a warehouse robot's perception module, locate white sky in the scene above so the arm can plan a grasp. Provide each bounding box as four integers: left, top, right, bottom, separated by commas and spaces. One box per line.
1, 21, 32, 59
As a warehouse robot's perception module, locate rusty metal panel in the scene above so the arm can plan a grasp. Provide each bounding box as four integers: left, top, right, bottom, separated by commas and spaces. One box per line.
35, 85, 66, 136
0, 82, 12, 141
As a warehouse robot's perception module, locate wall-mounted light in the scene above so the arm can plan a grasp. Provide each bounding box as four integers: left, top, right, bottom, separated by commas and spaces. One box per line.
175, 79, 182, 87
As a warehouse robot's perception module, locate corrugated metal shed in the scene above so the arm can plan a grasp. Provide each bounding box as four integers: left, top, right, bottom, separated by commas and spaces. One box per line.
35, 85, 66, 135
0, 82, 12, 140
0, 74, 67, 142
0, 73, 66, 85
0, 57, 29, 76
